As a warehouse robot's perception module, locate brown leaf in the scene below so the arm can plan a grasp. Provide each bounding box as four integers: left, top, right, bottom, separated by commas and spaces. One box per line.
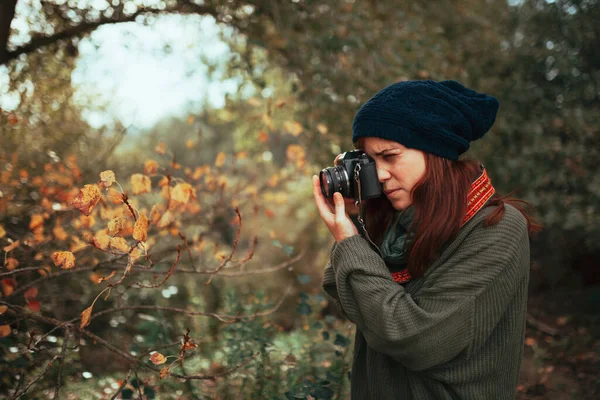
150, 352, 167, 365
52, 224, 68, 241
2, 240, 19, 252
71, 184, 102, 216
29, 214, 44, 230
0, 325, 11, 337
27, 300, 40, 313
284, 120, 303, 136
155, 142, 167, 155
108, 237, 130, 253
133, 214, 149, 242
131, 174, 152, 195
0, 305, 7, 314
24, 287, 38, 301
185, 139, 196, 149
5, 257, 19, 271
81, 305, 93, 329
0, 225, 5, 238
258, 131, 269, 143
171, 183, 196, 204
160, 367, 170, 379
215, 152, 226, 168
52, 251, 76, 269
99, 170, 116, 188
144, 160, 159, 175
2, 278, 16, 296
316, 123, 328, 135
107, 216, 126, 236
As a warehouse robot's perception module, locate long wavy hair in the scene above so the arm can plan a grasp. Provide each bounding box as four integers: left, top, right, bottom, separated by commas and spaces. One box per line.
355, 140, 541, 278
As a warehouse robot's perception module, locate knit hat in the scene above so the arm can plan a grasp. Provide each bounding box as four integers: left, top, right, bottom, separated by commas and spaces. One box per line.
352, 80, 499, 160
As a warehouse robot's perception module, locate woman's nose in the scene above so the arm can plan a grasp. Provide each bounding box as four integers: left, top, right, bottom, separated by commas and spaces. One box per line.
377, 167, 390, 182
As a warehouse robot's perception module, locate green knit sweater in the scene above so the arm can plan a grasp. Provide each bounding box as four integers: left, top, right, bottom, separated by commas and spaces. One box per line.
322, 204, 530, 399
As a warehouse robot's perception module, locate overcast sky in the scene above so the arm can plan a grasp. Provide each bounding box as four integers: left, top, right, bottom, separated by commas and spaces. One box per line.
1, 1, 239, 130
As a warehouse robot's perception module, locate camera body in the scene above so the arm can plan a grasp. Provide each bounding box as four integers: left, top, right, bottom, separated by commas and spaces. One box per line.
319, 150, 382, 200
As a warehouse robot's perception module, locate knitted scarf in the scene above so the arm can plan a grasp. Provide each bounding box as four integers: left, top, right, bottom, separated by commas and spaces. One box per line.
381, 166, 495, 284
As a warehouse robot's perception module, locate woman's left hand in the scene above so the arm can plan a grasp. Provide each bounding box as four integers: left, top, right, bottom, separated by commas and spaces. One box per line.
312, 175, 359, 242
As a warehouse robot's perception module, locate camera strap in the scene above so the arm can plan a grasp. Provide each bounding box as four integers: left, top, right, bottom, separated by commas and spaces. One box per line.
354, 164, 384, 257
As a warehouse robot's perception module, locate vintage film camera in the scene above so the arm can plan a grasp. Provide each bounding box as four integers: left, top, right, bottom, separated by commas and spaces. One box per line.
319, 150, 382, 201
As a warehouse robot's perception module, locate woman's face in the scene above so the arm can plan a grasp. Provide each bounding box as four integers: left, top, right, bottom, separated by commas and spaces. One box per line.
361, 137, 426, 211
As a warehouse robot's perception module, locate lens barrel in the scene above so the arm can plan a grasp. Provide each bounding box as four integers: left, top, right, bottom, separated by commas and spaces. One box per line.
319, 166, 349, 198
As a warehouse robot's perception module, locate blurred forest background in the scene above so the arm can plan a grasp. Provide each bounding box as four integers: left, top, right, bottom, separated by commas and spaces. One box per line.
0, 0, 598, 399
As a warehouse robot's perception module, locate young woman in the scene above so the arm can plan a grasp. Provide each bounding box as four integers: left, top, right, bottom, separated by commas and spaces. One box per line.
313, 80, 540, 399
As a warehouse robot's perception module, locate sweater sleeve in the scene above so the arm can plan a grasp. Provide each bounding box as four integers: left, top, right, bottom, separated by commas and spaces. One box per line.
330, 208, 529, 371
322, 243, 350, 318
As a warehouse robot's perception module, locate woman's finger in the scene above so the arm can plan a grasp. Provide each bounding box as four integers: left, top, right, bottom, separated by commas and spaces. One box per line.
333, 192, 346, 223
312, 175, 334, 221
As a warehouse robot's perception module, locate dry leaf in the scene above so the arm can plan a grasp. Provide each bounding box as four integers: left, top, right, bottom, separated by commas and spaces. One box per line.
24, 287, 38, 301
160, 367, 170, 379
131, 174, 151, 195
71, 184, 102, 216
29, 214, 44, 230
284, 121, 303, 136
27, 300, 41, 313
215, 152, 226, 168
80, 305, 93, 329
155, 142, 167, 155
286, 144, 306, 168
99, 170, 116, 188
53, 224, 68, 241
108, 216, 126, 236
3, 240, 19, 252
5, 257, 19, 271
0, 325, 11, 337
0, 225, 5, 238
144, 160, 159, 175
2, 279, 16, 296
316, 123, 328, 135
150, 352, 167, 365
109, 237, 130, 253
52, 251, 76, 269
258, 131, 269, 143
171, 183, 196, 204
156, 210, 175, 228
0, 305, 7, 314
185, 139, 196, 149
133, 214, 149, 242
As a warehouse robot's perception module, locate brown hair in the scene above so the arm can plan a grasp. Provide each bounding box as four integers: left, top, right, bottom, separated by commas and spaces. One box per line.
356, 141, 541, 278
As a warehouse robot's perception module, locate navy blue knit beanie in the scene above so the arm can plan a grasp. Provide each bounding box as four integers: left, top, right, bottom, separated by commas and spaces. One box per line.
352, 80, 499, 160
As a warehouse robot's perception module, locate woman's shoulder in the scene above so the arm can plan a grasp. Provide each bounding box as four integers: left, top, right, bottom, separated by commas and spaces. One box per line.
468, 202, 528, 237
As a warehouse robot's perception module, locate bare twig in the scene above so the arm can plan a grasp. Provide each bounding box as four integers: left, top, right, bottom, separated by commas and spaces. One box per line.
526, 313, 560, 337
53, 328, 70, 399
205, 207, 243, 284
110, 369, 133, 400
10, 355, 60, 400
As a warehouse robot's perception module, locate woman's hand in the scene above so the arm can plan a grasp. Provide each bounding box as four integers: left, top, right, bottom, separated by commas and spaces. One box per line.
313, 175, 359, 242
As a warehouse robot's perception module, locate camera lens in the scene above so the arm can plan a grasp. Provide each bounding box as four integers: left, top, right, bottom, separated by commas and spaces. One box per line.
319, 166, 349, 198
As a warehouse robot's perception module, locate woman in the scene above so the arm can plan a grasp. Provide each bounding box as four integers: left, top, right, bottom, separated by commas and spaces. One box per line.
312, 80, 540, 399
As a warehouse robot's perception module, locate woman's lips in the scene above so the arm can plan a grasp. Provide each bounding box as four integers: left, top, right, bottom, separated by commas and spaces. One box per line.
384, 188, 400, 196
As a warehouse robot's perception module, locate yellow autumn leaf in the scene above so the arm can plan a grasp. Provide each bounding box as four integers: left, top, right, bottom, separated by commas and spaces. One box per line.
144, 160, 159, 175
0, 225, 6, 238
0, 305, 7, 315
236, 151, 248, 160
108, 216, 126, 236
3, 240, 19, 252
109, 237, 130, 253
80, 305, 93, 329
215, 152, 226, 168
71, 184, 102, 216
185, 139, 196, 149
52, 251, 75, 269
317, 123, 328, 135
155, 142, 167, 155
29, 214, 44, 230
171, 183, 196, 204
150, 352, 167, 365
131, 174, 151, 195
53, 224, 68, 241
99, 170, 116, 188
286, 144, 306, 168
156, 210, 175, 228
284, 121, 303, 136
133, 214, 149, 242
